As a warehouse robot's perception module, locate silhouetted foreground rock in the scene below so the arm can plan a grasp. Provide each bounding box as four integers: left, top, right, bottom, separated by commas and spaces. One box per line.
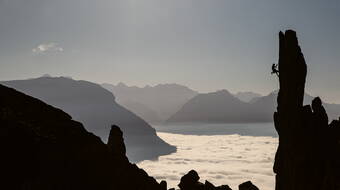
0, 84, 163, 190
239, 181, 259, 190
273, 30, 340, 190
1, 77, 176, 162
178, 170, 255, 190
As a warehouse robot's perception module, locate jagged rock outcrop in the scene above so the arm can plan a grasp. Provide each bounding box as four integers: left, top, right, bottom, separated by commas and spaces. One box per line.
273, 30, 340, 190
178, 170, 203, 190
160, 180, 168, 190
107, 125, 128, 162
238, 181, 259, 190
178, 170, 237, 190
0, 84, 164, 190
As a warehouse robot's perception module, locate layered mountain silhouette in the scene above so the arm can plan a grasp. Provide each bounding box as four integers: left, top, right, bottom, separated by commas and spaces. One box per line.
119, 100, 162, 124
0, 84, 166, 190
167, 90, 257, 123
102, 82, 340, 124
252, 91, 340, 121
1, 77, 175, 162
102, 83, 198, 123
0, 83, 259, 190
234, 91, 262, 102
167, 90, 340, 123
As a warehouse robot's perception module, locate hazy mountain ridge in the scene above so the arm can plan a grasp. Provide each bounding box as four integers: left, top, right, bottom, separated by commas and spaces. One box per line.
102, 82, 198, 123
252, 91, 340, 121
102, 81, 340, 124
1, 77, 176, 162
167, 90, 340, 123
234, 91, 262, 102
167, 90, 258, 123
120, 100, 162, 123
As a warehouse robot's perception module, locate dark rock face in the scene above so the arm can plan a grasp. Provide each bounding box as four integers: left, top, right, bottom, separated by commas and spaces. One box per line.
160, 180, 168, 190
178, 170, 232, 190
238, 181, 259, 190
273, 30, 340, 190
0, 84, 163, 190
178, 170, 203, 190
107, 125, 128, 162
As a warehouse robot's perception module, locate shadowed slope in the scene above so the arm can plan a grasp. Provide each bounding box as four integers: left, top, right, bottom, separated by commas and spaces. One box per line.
0, 84, 165, 190
1, 77, 175, 162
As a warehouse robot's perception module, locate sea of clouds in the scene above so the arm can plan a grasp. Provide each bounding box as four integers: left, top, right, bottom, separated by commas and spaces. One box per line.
138, 132, 278, 190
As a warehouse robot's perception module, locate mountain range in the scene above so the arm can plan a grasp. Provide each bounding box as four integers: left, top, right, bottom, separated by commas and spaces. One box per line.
0, 78, 257, 190
102, 82, 340, 124
167, 90, 340, 123
234, 91, 262, 102
1, 77, 175, 162
251, 91, 340, 122
102, 83, 198, 123
8, 76, 338, 136
167, 90, 259, 123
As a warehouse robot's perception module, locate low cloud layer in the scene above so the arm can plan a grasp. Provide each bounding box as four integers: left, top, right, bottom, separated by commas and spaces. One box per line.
32, 42, 63, 54
138, 133, 278, 190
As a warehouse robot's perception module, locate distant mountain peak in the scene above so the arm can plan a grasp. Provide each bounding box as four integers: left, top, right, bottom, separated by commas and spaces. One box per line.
216, 89, 231, 94
234, 91, 262, 103
117, 82, 127, 87
101, 82, 198, 123
167, 89, 251, 123
152, 83, 194, 90
210, 89, 234, 97
41, 74, 52, 78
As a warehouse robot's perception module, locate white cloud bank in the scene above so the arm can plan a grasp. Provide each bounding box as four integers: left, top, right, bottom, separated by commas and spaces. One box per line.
32, 42, 63, 54
138, 133, 278, 190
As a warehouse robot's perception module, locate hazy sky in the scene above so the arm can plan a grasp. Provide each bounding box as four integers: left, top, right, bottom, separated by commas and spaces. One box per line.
1, 0, 339, 103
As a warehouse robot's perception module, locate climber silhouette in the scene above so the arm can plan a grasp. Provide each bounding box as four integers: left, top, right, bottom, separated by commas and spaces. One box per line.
271, 63, 279, 77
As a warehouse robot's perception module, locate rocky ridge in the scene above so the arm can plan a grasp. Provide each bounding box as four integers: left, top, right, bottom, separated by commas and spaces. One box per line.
273, 30, 340, 190
1, 77, 175, 162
